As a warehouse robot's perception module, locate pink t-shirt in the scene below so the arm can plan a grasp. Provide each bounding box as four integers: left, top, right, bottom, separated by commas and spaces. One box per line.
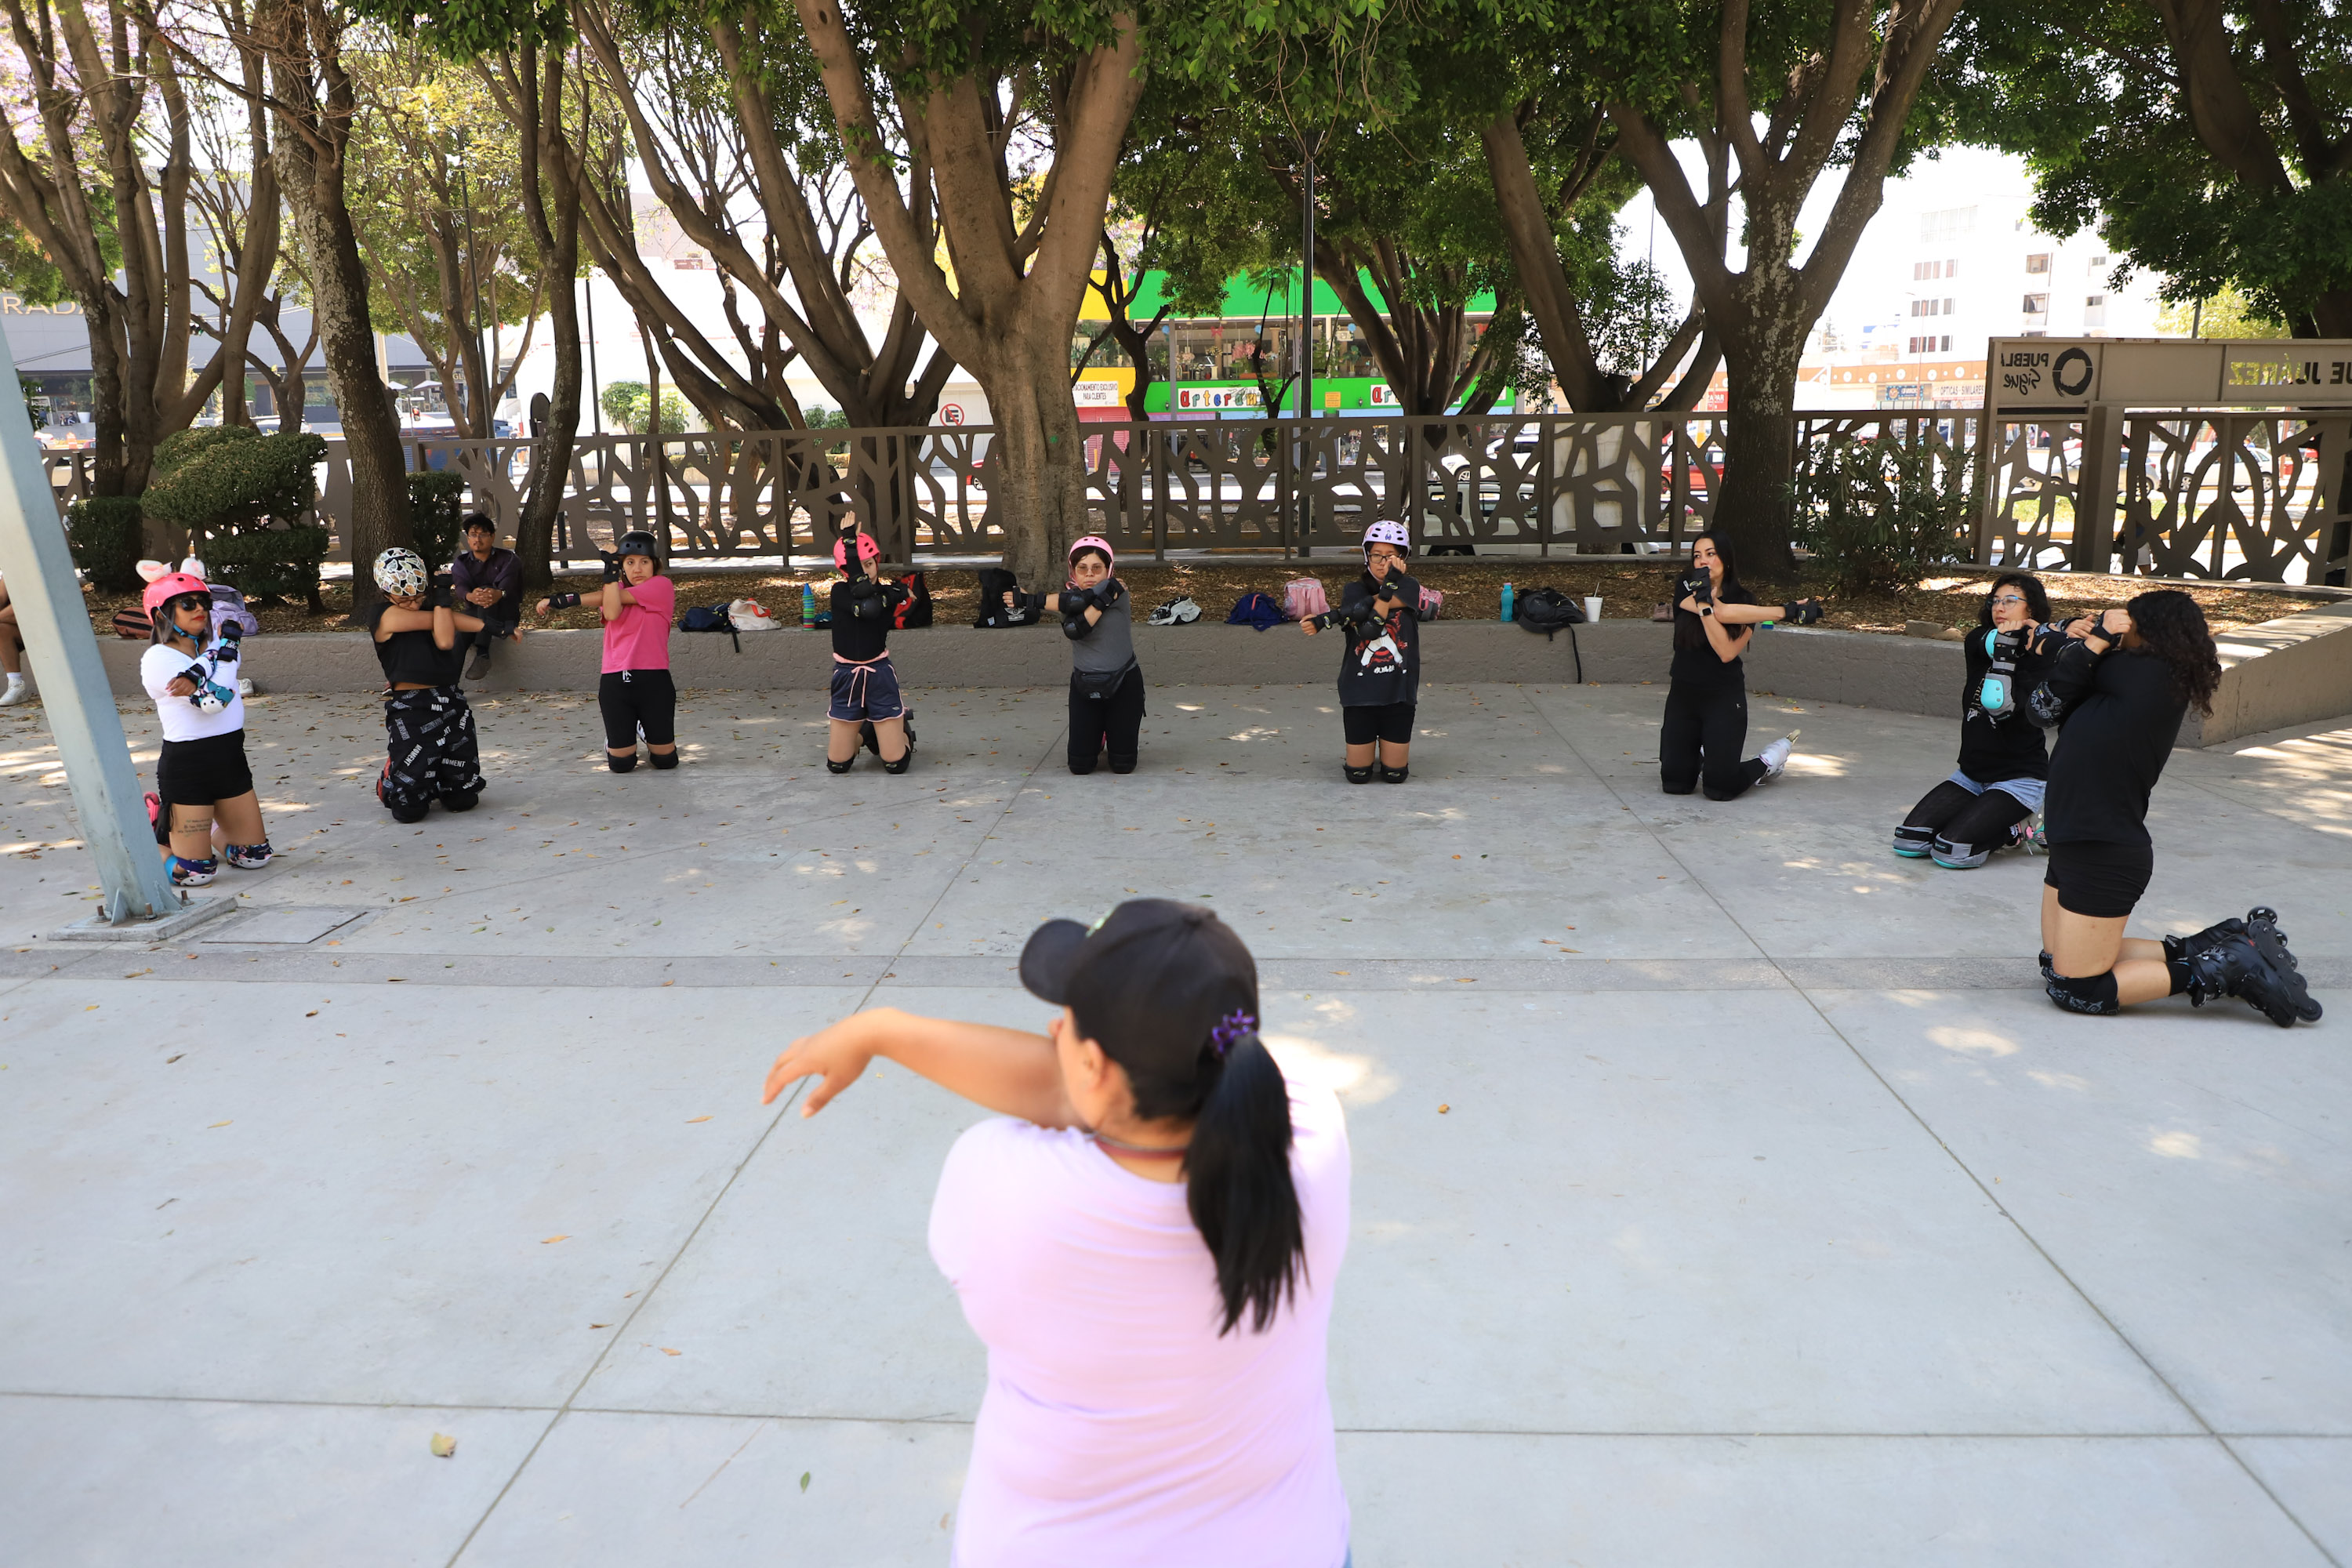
927, 1064, 1350, 1568
601, 575, 674, 673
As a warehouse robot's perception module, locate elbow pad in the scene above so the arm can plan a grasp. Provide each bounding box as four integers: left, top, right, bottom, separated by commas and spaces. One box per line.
2024, 681, 2069, 729
1062, 609, 1093, 641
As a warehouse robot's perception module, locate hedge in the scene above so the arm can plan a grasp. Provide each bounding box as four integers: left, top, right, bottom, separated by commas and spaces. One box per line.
64, 495, 146, 593
407, 470, 468, 570
205, 524, 332, 611
151, 423, 262, 477
142, 430, 328, 538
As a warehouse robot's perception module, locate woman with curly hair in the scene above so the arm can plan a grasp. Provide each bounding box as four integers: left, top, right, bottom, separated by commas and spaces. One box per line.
2031, 589, 2319, 1027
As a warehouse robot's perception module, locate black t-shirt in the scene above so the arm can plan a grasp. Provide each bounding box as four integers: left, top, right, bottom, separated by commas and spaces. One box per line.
829, 579, 907, 662
1955, 625, 2058, 784
1668, 576, 1759, 687
363, 601, 464, 688
2038, 640, 2188, 847
1313, 572, 1421, 707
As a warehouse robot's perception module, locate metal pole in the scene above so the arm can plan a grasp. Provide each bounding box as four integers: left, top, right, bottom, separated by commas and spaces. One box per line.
1300, 144, 1315, 554
0, 325, 191, 927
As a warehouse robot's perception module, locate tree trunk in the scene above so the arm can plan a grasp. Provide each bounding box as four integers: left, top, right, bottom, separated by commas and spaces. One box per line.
989, 336, 1094, 586
279, 119, 412, 615
1711, 327, 1802, 575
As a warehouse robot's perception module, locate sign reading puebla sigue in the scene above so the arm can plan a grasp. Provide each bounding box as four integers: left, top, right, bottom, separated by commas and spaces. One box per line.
1987, 337, 2352, 414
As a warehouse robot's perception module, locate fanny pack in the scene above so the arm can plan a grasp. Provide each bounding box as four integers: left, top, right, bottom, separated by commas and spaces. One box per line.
1072, 662, 1133, 699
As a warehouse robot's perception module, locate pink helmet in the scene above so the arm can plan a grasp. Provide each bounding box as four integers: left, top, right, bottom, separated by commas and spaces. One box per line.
142, 572, 210, 616
832, 531, 880, 571
1068, 535, 1113, 572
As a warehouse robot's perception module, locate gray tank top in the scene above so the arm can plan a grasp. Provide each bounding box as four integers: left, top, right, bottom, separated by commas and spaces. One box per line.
1073, 592, 1137, 676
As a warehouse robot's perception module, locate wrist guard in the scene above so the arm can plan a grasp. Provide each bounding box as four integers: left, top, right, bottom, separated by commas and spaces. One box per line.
600, 550, 622, 584
551, 592, 582, 610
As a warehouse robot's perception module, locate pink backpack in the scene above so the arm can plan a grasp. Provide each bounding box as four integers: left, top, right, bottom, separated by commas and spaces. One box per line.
1417, 585, 1445, 620
1282, 577, 1330, 622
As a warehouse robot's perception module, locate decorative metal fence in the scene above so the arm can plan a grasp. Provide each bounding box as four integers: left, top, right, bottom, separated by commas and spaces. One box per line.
40, 409, 2351, 582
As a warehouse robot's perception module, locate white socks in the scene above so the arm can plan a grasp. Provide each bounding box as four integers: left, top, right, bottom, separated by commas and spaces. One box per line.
0, 673, 26, 706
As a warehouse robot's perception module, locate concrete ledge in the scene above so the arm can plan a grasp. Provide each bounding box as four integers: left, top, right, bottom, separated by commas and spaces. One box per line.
62, 604, 2352, 746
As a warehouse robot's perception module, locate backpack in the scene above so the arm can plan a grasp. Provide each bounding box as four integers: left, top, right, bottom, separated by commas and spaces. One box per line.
209, 584, 260, 637
727, 598, 778, 631
112, 605, 153, 640
1515, 586, 1585, 681
681, 602, 742, 652
892, 571, 932, 629
1417, 585, 1445, 620
1281, 577, 1329, 622
1226, 591, 1286, 630
973, 568, 1041, 628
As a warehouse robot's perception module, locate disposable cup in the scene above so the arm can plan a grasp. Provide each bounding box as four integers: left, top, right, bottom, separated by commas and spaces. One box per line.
1584, 596, 1603, 624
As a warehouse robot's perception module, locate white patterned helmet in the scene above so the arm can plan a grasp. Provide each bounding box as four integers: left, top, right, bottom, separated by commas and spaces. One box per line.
1361, 520, 1410, 559
373, 547, 428, 599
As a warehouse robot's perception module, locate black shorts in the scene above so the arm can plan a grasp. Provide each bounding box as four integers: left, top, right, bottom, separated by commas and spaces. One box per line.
2044, 839, 2154, 919
1342, 701, 1416, 746
157, 730, 254, 808
599, 670, 677, 750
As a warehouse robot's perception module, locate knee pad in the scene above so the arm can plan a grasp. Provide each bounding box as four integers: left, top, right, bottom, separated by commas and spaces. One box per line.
2045, 969, 2121, 1016
648, 750, 679, 770
826, 757, 855, 775
882, 753, 912, 775
440, 788, 479, 812
1378, 764, 1409, 784
388, 797, 430, 825
607, 753, 638, 774
1893, 825, 1933, 858
1344, 764, 1376, 785
1929, 833, 1990, 869
1109, 756, 1137, 775
1068, 757, 1098, 775
2038, 949, 2057, 982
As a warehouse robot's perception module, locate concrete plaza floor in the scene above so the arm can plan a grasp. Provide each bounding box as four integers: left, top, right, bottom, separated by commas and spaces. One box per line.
2, 680, 2347, 1566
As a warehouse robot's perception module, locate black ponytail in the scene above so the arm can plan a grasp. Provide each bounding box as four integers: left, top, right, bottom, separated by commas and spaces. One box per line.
1184, 1033, 1305, 1336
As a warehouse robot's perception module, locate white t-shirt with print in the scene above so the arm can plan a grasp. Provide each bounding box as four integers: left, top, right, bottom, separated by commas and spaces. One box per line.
140, 637, 245, 742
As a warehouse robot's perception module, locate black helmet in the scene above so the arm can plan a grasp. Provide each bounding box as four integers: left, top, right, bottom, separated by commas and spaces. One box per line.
616, 530, 660, 565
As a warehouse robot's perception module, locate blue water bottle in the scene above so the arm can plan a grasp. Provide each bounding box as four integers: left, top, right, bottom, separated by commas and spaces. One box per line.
801, 581, 817, 627
1499, 582, 1515, 623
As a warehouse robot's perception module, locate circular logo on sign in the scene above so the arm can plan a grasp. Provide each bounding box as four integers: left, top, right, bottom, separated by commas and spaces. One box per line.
940, 403, 964, 425
2053, 347, 2094, 398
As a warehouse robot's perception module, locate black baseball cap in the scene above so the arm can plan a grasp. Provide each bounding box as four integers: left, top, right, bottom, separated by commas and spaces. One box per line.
1020, 898, 1259, 1063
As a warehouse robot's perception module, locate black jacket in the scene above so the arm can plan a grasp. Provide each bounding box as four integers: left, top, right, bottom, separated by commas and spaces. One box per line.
829, 578, 907, 661
1308, 571, 1421, 707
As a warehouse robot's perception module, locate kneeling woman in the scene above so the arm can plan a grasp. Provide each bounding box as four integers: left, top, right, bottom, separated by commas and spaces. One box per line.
2034, 591, 2320, 1027
1301, 519, 1420, 783
1045, 535, 1143, 775
762, 900, 1351, 1565
1660, 531, 1795, 800
1893, 572, 2063, 868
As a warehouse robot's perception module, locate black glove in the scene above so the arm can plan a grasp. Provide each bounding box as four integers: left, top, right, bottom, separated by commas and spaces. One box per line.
1781, 597, 1823, 626
426, 572, 454, 611
599, 550, 622, 584
217, 619, 243, 643
1679, 572, 1713, 608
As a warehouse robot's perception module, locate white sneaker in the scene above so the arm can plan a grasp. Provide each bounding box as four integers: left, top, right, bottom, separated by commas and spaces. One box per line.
1756, 731, 1798, 782
0, 679, 26, 706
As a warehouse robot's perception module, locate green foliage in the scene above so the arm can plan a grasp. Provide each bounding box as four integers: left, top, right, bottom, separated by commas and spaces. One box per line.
2156, 287, 2290, 340
64, 496, 147, 593
152, 423, 263, 478
205, 526, 332, 608
142, 430, 328, 539
597, 379, 691, 434
407, 470, 470, 567
803, 405, 851, 430
1956, 2, 2352, 333
1794, 432, 1976, 595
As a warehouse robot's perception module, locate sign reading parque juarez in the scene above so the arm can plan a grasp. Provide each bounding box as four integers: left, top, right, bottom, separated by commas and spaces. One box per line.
1987, 337, 2352, 414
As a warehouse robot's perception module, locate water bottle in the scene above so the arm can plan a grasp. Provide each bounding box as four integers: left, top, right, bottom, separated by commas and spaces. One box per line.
801, 581, 817, 627
1499, 582, 1515, 623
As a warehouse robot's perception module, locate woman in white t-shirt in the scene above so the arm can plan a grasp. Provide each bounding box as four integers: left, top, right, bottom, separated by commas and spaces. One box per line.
763, 899, 1352, 1568
137, 570, 270, 885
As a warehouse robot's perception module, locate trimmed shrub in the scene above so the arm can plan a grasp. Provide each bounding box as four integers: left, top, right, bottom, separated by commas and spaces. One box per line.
64, 495, 146, 592
407, 470, 468, 570
152, 423, 262, 477
205, 524, 332, 611
142, 429, 328, 539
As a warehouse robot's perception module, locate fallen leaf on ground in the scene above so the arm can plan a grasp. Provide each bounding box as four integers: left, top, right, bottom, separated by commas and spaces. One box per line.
430, 1433, 456, 1457
685, 1115, 711, 1123
542, 1234, 569, 1244
1438, 1104, 1450, 1114
800, 1472, 811, 1493
305, 1011, 318, 1018
661, 1347, 681, 1356
590, 1323, 611, 1329
209, 1120, 231, 1128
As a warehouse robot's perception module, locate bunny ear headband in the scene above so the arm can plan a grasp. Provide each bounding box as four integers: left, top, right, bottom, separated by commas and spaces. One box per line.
136, 557, 206, 584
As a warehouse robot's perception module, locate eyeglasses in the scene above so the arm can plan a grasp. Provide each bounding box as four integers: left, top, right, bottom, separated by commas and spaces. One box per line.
1367, 548, 1403, 561
1991, 594, 2027, 606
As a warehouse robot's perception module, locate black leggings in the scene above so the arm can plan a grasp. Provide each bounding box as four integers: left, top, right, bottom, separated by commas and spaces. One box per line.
1904, 780, 2034, 844
600, 669, 677, 750
1069, 666, 1145, 773
1660, 680, 1766, 800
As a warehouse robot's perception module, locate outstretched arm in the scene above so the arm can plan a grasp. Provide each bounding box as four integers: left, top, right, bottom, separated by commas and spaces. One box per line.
761, 1006, 1078, 1127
